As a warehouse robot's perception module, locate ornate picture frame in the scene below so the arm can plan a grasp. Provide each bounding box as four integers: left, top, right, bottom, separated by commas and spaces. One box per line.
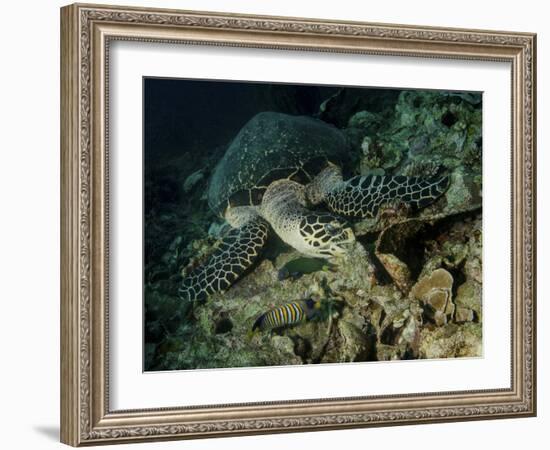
60, 3, 536, 446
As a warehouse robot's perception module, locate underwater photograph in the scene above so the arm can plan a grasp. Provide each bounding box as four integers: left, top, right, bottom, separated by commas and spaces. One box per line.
143, 78, 483, 372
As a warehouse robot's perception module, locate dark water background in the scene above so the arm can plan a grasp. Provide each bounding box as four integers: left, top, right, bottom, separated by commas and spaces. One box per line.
145, 79, 336, 166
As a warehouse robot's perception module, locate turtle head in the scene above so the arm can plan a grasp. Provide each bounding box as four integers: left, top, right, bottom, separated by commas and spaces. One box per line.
298, 213, 355, 258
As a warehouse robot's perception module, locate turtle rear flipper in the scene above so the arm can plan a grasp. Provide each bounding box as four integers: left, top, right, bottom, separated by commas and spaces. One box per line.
178, 216, 269, 302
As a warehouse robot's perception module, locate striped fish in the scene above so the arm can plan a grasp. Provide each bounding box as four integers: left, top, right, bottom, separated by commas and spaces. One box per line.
252, 299, 320, 332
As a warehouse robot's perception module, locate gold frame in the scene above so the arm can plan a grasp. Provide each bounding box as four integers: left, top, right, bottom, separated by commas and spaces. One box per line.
60, 2, 537, 446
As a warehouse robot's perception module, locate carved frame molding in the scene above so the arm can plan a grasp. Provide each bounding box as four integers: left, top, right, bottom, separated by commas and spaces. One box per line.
60, 3, 536, 446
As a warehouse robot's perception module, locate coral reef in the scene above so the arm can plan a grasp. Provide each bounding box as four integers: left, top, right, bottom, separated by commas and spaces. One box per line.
144, 87, 483, 371
411, 268, 454, 327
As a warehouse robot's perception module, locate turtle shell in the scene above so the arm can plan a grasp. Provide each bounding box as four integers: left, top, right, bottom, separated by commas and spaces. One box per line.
208, 112, 350, 216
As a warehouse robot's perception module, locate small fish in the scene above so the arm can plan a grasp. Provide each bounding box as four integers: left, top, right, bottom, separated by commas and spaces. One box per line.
278, 257, 335, 281
252, 299, 321, 332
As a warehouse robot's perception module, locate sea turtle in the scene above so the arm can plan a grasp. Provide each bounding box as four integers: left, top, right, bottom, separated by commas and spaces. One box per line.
179, 112, 449, 302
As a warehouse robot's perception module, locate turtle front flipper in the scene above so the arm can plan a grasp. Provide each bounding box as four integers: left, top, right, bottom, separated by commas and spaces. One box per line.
178, 216, 269, 302
307, 164, 450, 219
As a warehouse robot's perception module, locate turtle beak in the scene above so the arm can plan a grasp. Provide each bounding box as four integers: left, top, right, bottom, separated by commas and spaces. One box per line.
335, 226, 354, 244
324, 226, 355, 257
326, 221, 355, 245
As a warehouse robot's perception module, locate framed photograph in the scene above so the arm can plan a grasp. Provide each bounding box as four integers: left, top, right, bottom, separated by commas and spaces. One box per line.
60, 3, 536, 446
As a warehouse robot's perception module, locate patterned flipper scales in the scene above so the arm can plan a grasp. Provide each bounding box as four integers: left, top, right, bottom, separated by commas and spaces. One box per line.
325, 175, 450, 219
178, 217, 269, 302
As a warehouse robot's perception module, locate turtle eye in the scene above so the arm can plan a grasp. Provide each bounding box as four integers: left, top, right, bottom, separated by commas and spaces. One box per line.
325, 221, 341, 236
